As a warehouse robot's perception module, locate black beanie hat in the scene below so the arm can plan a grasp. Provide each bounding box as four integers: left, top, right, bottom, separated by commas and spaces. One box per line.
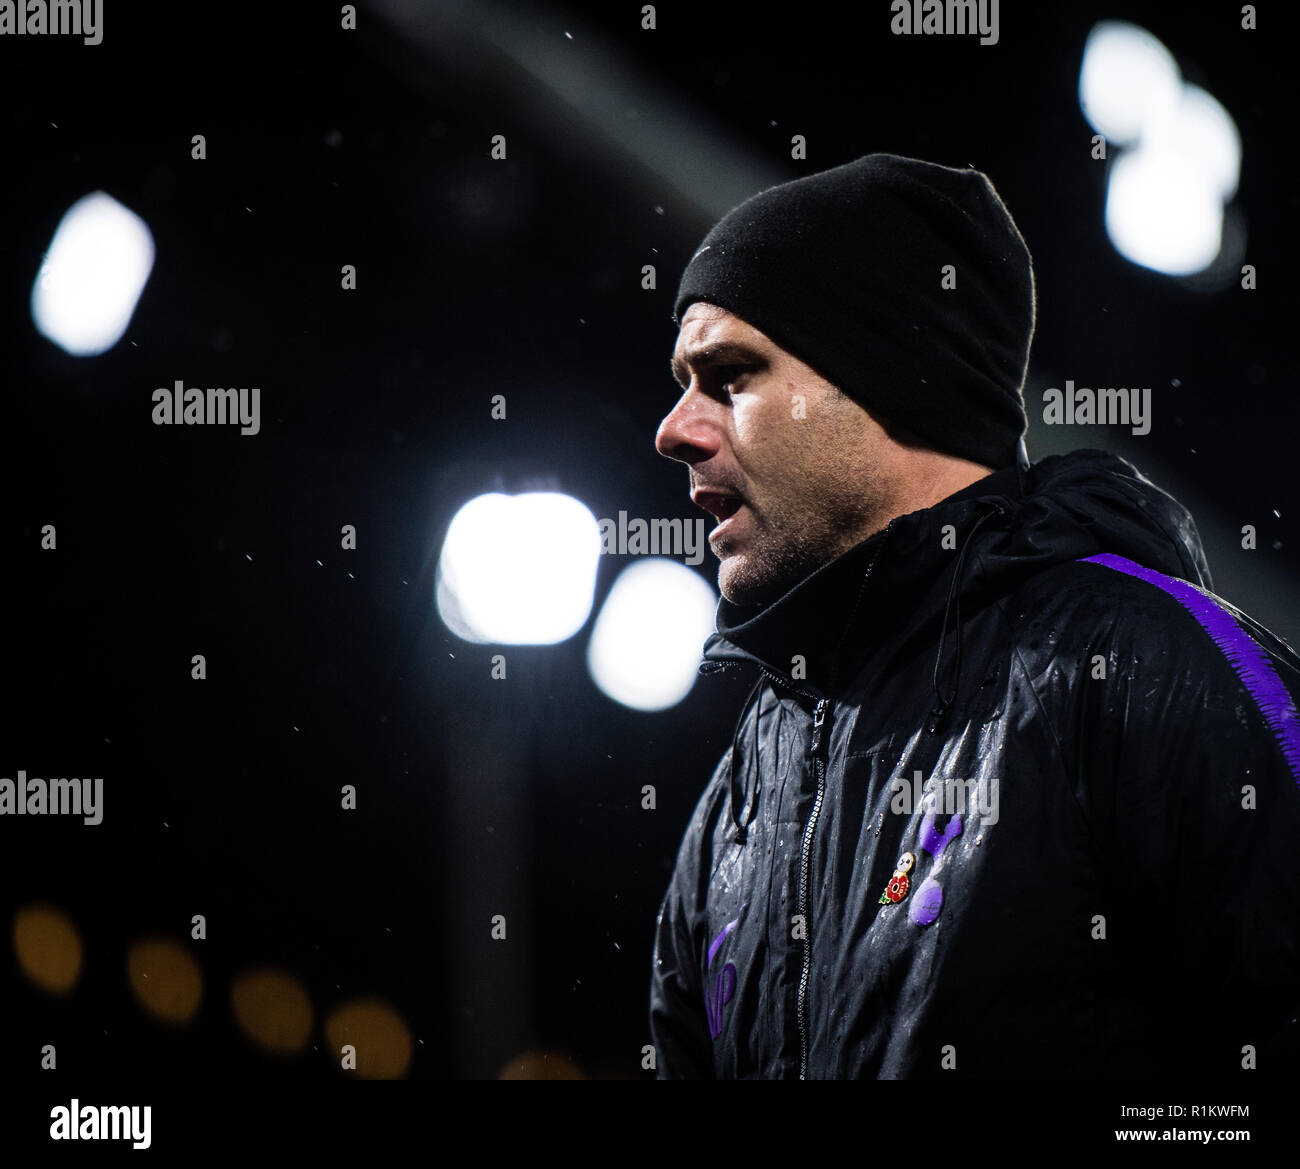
673, 153, 1036, 469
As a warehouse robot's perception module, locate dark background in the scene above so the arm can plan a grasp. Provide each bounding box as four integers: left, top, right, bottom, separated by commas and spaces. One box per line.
0, 0, 1295, 1084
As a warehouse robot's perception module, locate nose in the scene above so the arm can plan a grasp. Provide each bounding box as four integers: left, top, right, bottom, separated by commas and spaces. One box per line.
655, 389, 722, 465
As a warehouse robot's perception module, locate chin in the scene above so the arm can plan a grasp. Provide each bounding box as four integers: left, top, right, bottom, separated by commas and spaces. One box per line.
716, 560, 744, 605
718, 557, 774, 608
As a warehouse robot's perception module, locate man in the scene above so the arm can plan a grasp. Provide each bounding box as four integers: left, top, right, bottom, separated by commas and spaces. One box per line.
648, 152, 1300, 1078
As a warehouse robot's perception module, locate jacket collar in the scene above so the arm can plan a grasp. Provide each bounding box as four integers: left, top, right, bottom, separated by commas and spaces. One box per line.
699, 464, 1025, 697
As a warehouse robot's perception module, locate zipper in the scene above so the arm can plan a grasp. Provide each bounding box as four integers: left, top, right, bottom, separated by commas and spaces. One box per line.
726, 659, 827, 1080
706, 525, 893, 1079
797, 695, 829, 1080
792, 526, 892, 1078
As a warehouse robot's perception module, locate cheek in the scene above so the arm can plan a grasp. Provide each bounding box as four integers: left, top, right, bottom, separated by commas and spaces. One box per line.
731, 392, 799, 465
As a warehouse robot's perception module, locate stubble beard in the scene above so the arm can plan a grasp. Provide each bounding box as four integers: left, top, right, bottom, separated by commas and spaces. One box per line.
716, 475, 890, 608
715, 504, 849, 609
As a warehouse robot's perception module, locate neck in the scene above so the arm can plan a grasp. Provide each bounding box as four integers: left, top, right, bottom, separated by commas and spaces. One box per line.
884, 453, 997, 530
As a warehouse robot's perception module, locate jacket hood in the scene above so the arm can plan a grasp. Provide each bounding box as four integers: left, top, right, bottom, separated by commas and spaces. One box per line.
978, 446, 1210, 594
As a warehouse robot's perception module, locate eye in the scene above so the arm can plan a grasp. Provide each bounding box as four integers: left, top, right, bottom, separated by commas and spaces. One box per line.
714, 365, 752, 394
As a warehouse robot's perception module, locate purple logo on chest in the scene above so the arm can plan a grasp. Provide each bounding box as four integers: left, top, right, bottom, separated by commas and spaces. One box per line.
705, 907, 743, 1039
909, 793, 962, 926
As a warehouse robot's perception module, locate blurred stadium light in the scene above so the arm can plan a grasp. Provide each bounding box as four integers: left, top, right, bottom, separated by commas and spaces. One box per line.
587, 557, 716, 711
1080, 21, 1241, 277
436, 491, 602, 644
30, 191, 155, 356
1105, 143, 1224, 276
1078, 21, 1180, 145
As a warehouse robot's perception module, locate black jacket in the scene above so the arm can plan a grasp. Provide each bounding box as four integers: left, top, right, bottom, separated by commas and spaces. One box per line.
649, 448, 1300, 1078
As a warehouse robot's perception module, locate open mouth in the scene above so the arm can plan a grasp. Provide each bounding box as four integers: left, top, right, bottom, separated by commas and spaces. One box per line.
710, 502, 746, 545
693, 490, 745, 521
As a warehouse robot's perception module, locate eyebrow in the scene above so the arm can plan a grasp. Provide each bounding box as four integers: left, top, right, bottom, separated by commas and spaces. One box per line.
670, 341, 764, 389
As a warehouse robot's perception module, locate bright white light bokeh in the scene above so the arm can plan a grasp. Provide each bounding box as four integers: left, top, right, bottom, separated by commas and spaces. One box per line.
436, 492, 601, 645
1080, 22, 1241, 277
587, 557, 717, 712
1105, 143, 1223, 276
31, 191, 155, 356
1078, 21, 1180, 145
1149, 84, 1241, 201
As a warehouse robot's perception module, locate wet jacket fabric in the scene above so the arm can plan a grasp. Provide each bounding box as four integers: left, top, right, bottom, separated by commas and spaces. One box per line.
649, 448, 1300, 1079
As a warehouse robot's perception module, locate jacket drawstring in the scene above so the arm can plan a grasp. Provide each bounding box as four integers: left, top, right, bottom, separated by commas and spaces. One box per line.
728, 675, 764, 843
930, 503, 1004, 731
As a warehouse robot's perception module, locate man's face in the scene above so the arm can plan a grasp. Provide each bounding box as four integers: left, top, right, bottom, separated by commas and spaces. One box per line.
657, 302, 899, 608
